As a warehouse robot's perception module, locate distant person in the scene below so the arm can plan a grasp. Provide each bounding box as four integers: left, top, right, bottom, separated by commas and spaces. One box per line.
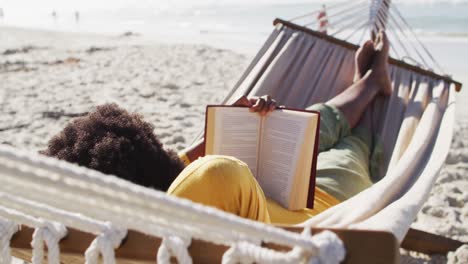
317, 4, 329, 34
52, 10, 57, 21
74, 11, 80, 23
0, 8, 4, 20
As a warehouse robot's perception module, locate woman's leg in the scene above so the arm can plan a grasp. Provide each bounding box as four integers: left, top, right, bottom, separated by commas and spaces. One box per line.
167, 155, 271, 223
327, 32, 391, 128
311, 32, 391, 200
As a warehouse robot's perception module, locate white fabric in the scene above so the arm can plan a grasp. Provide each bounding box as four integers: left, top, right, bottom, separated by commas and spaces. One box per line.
351, 83, 454, 240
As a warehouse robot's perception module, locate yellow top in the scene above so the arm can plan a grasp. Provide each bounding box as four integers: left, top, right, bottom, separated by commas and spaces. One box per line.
170, 154, 339, 225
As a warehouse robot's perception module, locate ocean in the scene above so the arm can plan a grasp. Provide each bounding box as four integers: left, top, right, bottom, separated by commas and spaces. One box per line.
1, 1, 467, 43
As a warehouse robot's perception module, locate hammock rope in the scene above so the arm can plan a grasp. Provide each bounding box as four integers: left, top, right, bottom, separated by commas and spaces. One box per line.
325, 5, 370, 31
0, 192, 117, 236
84, 223, 127, 264
386, 9, 431, 70
0, 206, 67, 264
305, 2, 369, 29
157, 235, 192, 264
289, 0, 359, 22
0, 192, 127, 264
388, 2, 445, 73
0, 147, 321, 249
0, 145, 346, 263
0, 218, 17, 264
289, 0, 446, 77
329, 12, 370, 37
370, 0, 391, 35
31, 221, 67, 264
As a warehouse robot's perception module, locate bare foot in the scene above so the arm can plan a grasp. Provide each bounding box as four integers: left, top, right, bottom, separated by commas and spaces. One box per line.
354, 40, 375, 82
368, 31, 392, 96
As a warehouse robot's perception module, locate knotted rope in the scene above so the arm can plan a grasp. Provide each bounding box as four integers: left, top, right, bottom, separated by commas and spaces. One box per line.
0, 145, 346, 263
308, 230, 345, 264
222, 241, 306, 264
84, 222, 127, 264
0, 146, 332, 251
222, 229, 345, 264
157, 235, 192, 264
369, 0, 391, 39
31, 220, 67, 264
0, 206, 67, 264
0, 218, 18, 264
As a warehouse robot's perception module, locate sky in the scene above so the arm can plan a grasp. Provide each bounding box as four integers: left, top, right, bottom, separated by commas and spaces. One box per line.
1, 0, 467, 13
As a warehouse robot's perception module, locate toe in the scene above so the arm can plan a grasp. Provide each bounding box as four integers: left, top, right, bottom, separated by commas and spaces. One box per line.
363, 40, 374, 49
380, 31, 390, 53
357, 40, 373, 57
361, 40, 375, 57
355, 38, 379, 82
374, 31, 389, 53
374, 34, 389, 64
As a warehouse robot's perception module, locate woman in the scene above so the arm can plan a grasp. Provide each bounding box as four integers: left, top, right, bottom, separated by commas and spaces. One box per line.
42, 32, 391, 225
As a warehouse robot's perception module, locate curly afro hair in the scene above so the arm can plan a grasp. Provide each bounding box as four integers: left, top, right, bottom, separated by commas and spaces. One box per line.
40, 103, 185, 191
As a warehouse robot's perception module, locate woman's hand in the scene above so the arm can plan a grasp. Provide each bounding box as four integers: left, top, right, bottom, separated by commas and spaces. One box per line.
232, 95, 277, 116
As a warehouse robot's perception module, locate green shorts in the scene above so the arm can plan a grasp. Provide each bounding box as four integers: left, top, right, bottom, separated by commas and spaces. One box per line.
308, 104, 382, 201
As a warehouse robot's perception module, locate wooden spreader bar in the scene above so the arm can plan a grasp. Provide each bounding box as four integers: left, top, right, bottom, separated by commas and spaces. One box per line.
10, 225, 465, 263
12, 225, 399, 264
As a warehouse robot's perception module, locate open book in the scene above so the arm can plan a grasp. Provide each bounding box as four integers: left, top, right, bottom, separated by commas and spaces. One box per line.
204, 106, 320, 210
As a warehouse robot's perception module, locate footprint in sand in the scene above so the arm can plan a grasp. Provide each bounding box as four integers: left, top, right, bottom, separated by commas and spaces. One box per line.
192, 81, 204, 86
2, 45, 47, 56
422, 206, 449, 218
157, 132, 171, 139
162, 83, 179, 90
437, 170, 462, 184
181, 121, 193, 127
168, 135, 185, 145
85, 46, 114, 54
138, 89, 156, 99
446, 195, 464, 208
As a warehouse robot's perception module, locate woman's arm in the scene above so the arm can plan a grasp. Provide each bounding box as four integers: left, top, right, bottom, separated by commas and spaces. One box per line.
184, 138, 205, 162
183, 95, 277, 161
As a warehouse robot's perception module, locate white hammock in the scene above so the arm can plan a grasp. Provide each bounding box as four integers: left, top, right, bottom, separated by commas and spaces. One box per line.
0, 0, 463, 263
0, 145, 346, 264
221, 21, 456, 243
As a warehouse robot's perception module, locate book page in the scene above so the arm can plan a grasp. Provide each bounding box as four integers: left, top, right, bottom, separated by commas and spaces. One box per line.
209, 107, 261, 176
256, 110, 310, 207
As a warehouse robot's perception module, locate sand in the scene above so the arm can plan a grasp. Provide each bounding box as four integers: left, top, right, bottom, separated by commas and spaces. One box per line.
0, 26, 247, 152
1, 26, 466, 263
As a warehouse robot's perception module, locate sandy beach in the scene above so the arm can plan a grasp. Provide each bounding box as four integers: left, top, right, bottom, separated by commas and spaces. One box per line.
1, 27, 466, 263
0, 27, 248, 152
